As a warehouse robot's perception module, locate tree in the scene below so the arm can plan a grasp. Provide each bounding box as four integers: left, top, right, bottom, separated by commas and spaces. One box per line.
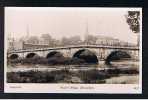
26, 36, 39, 44
53, 39, 61, 47
68, 36, 82, 45
41, 34, 52, 45
84, 34, 97, 45
126, 11, 140, 33
8, 36, 15, 51
61, 36, 82, 46
125, 11, 140, 46
61, 37, 70, 46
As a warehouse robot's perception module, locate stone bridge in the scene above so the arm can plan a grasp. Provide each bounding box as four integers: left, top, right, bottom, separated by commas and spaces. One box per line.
7, 45, 139, 62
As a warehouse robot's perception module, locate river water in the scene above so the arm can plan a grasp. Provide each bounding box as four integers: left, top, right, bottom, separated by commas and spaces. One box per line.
7, 60, 140, 84
8, 61, 139, 72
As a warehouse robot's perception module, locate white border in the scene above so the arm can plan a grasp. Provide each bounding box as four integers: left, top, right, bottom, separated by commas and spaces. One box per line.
4, 7, 142, 93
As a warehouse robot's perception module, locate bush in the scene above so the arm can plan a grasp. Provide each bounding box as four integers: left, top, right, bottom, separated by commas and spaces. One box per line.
78, 69, 110, 83
7, 69, 71, 83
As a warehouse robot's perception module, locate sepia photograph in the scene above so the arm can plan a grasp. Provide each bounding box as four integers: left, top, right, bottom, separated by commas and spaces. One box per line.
4, 7, 142, 93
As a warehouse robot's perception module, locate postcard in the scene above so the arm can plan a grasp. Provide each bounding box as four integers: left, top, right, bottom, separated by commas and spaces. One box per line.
4, 7, 142, 93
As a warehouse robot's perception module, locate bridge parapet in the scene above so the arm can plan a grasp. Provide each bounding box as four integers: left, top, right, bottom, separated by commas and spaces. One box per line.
7, 45, 139, 54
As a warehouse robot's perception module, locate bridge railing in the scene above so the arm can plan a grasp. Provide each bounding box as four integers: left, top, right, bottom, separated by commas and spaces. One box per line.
7, 44, 139, 54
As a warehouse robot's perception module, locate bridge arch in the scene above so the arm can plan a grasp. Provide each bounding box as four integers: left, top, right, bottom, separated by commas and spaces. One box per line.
72, 49, 98, 64
26, 52, 39, 58
9, 54, 19, 60
46, 51, 64, 59
105, 50, 131, 64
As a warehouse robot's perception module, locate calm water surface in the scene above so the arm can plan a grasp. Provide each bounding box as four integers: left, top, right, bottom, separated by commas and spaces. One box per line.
7, 60, 140, 84
8, 61, 139, 72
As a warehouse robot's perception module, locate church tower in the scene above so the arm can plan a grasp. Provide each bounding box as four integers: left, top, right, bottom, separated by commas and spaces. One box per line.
84, 20, 89, 45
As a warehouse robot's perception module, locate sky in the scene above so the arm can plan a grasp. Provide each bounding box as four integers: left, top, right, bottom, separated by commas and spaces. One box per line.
5, 7, 141, 44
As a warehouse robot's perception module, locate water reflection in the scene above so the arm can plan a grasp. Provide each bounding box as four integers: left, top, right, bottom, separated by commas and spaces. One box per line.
7, 60, 139, 84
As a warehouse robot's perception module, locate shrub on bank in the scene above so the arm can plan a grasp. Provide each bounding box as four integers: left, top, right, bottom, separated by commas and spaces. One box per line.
78, 69, 110, 83
7, 69, 108, 83
7, 69, 71, 83
107, 68, 139, 75
7, 67, 139, 83
7, 71, 54, 83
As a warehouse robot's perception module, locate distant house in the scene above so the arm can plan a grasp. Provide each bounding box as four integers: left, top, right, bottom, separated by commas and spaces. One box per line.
22, 42, 50, 50
96, 35, 120, 45
96, 35, 136, 47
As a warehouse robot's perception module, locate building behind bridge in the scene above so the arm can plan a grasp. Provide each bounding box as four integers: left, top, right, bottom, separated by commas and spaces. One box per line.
22, 42, 50, 50
7, 35, 137, 51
